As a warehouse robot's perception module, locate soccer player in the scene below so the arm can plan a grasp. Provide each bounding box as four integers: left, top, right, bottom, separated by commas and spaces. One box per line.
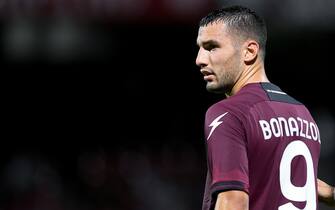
195, 5, 335, 210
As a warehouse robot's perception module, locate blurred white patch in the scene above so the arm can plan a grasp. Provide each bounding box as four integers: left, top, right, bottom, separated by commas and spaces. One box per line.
46, 18, 82, 61
3, 19, 37, 60
4, 157, 34, 192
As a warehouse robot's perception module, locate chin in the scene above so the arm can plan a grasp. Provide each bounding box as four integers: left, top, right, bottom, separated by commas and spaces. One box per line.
206, 84, 225, 94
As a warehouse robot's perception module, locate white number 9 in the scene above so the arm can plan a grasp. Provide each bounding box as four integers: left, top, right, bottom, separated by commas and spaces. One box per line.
279, 140, 316, 210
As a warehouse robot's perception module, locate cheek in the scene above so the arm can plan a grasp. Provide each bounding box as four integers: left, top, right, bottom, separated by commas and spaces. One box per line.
225, 50, 241, 68
210, 47, 240, 72
211, 51, 228, 66
216, 52, 241, 79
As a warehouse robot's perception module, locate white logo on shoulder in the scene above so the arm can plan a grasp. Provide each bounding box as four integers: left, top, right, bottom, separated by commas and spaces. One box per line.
207, 112, 228, 140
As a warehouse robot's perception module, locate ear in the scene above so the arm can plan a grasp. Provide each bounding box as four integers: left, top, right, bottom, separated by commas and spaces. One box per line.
243, 40, 259, 63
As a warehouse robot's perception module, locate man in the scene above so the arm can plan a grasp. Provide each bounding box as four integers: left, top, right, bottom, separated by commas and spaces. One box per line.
195, 5, 335, 210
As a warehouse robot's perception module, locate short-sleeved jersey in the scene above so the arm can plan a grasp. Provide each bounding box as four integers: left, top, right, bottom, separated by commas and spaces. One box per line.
202, 82, 321, 210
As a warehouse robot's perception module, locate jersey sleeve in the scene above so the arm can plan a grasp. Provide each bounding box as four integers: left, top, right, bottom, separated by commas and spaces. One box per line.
205, 106, 249, 198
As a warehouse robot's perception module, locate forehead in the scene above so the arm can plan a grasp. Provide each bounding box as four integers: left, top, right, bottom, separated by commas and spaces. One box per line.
197, 22, 231, 45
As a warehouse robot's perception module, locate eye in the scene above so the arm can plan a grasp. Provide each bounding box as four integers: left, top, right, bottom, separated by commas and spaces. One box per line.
204, 44, 218, 52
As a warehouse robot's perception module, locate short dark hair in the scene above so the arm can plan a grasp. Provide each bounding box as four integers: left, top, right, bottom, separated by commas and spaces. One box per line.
199, 5, 267, 59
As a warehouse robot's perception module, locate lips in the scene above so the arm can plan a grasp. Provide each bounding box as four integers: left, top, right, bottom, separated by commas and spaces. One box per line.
200, 69, 214, 81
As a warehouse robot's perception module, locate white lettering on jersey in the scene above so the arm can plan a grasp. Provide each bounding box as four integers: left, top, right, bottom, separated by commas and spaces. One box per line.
258, 117, 321, 143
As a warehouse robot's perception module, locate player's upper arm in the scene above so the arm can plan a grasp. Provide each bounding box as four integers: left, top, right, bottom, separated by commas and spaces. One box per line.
215, 190, 249, 210
205, 106, 249, 192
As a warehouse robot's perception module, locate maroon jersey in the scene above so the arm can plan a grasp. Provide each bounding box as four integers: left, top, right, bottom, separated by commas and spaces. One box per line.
202, 82, 321, 210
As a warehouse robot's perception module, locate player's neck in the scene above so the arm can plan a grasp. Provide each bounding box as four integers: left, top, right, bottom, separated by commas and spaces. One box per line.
228, 59, 269, 97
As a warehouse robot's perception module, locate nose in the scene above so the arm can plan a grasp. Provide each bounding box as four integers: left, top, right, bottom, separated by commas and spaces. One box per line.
196, 48, 208, 68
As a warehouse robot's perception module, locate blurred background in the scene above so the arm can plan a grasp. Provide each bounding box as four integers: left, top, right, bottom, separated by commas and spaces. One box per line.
1, 0, 334, 209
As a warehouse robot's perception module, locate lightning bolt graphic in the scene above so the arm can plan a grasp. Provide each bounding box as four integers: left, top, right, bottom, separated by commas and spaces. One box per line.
207, 112, 228, 140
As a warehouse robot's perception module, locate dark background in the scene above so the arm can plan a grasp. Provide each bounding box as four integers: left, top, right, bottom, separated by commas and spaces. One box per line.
2, 0, 334, 209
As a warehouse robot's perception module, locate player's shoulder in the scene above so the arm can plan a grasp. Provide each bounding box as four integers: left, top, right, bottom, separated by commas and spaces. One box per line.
205, 101, 242, 132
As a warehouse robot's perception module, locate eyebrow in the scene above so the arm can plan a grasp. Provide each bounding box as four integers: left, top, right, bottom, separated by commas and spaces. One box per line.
197, 40, 220, 47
